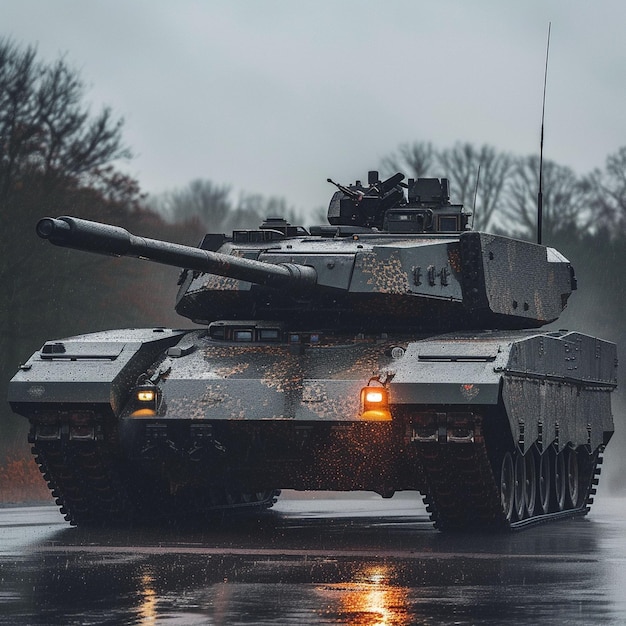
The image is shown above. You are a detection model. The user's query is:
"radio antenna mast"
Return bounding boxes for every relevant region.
[537,22,551,245]
[471,164,481,230]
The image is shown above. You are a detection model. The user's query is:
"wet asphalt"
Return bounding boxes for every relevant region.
[1,492,626,625]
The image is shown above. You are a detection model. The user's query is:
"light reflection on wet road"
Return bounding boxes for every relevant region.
[1,493,626,625]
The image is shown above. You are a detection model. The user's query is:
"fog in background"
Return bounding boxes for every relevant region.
[3,0,625,218]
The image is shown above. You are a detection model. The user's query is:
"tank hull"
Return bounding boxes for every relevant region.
[9,327,616,530]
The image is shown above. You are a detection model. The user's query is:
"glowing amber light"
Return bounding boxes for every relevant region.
[365,390,384,404]
[131,408,157,417]
[131,387,158,417]
[360,386,392,421]
[137,390,155,402]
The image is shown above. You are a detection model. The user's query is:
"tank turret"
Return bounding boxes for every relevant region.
[37,176,576,331]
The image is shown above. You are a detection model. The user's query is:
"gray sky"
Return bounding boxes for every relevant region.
[3,0,625,218]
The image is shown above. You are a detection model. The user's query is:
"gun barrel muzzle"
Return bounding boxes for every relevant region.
[36,217,71,239]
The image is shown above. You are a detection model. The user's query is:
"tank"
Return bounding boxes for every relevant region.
[8,171,617,530]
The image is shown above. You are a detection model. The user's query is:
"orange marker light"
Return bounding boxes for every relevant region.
[360,386,392,421]
[131,385,159,417]
[364,389,384,404]
[137,390,155,403]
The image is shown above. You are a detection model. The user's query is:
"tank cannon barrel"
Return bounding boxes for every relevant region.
[36,216,317,289]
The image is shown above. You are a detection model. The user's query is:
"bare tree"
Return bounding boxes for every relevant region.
[381,142,435,179]
[585,147,626,232]
[149,179,232,230]
[381,141,512,230]
[150,180,303,232]
[503,156,593,242]
[0,38,130,203]
[438,143,513,231]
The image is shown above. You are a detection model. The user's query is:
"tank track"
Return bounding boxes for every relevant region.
[30,419,602,531]
[417,424,603,532]
[30,434,279,527]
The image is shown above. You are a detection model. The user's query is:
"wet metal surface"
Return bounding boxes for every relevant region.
[1,493,626,624]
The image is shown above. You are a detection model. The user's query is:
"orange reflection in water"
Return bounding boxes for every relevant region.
[137,570,158,625]
[316,564,411,625]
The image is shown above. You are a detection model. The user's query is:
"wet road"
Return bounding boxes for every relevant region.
[2,493,626,625]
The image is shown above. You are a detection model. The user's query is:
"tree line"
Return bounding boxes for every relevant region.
[1,38,625,496]
[148,179,301,233]
[382,141,626,239]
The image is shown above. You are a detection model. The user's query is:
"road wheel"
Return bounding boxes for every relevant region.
[514,451,526,520]
[524,450,537,518]
[538,449,551,514]
[554,448,567,511]
[566,447,580,508]
[500,452,515,521]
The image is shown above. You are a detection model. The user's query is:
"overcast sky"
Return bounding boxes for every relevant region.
[3,0,625,218]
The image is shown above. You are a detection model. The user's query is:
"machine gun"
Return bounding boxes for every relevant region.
[326,171,469,233]
[327,171,406,229]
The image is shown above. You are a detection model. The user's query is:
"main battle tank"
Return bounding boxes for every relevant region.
[8,172,617,530]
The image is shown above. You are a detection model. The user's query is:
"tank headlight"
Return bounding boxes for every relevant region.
[137,390,155,402]
[364,390,384,404]
[360,385,391,421]
[131,385,159,417]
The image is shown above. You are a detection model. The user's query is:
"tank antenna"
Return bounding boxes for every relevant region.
[471,164,481,230]
[537,22,551,245]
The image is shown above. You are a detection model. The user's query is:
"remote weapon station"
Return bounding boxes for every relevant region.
[9,171,616,530]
